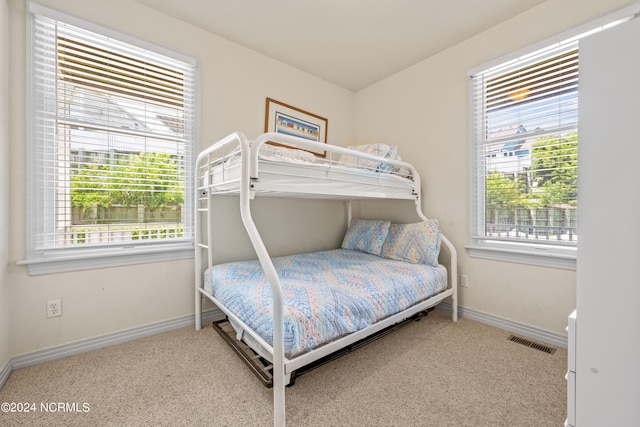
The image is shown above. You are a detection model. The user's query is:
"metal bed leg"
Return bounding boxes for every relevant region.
[451,292,458,322]
[195,293,202,331]
[274,371,286,426]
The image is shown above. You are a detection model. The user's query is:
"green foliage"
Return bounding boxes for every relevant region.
[71,152,184,218]
[70,159,111,213]
[486,170,530,209]
[530,132,578,206]
[486,132,578,210]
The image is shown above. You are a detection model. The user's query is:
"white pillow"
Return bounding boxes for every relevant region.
[338,143,398,172]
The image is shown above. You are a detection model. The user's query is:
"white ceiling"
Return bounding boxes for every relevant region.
[137,0,546,91]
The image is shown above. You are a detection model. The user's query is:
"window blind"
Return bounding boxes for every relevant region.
[28,8,196,256]
[470,41,579,247]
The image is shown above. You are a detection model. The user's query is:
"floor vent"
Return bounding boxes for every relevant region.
[508,335,556,354]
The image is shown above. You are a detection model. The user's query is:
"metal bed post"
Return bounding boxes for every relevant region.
[238,135,287,427]
[440,234,458,322]
[195,132,248,331]
[411,165,458,323]
[194,152,206,331]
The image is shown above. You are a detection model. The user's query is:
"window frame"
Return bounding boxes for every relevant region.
[22,3,199,275]
[466,5,638,270]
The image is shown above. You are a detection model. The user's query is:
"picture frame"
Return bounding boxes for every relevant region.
[264,97,328,157]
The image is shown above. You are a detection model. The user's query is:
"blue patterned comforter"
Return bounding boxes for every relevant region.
[204,249,447,358]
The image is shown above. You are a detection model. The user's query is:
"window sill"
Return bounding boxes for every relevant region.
[18,242,194,276]
[466,241,576,270]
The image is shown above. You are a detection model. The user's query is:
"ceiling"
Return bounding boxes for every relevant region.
[137,0,546,91]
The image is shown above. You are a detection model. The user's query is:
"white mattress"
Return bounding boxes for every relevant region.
[203,149,417,199]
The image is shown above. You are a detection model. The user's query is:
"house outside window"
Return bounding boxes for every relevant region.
[24,3,198,274]
[469,38,580,269]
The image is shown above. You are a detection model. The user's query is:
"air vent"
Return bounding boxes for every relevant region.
[508,335,556,354]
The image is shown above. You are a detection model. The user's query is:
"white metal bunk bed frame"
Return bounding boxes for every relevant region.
[194,132,458,427]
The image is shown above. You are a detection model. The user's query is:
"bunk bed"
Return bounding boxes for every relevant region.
[194,131,458,427]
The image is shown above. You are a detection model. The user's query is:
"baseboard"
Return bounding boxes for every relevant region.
[1,303,567,391]
[5,308,223,380]
[0,358,11,390]
[437,301,568,349]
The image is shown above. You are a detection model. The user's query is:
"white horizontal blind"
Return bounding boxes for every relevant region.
[29,10,195,254]
[470,40,579,246]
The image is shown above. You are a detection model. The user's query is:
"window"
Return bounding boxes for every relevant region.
[469,40,579,268]
[467,8,635,269]
[24,4,197,274]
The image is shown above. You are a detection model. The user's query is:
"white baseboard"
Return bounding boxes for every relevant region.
[0,358,11,390]
[437,301,568,349]
[1,303,567,391]
[1,309,223,390]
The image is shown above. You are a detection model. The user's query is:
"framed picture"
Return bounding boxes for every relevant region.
[264,97,328,157]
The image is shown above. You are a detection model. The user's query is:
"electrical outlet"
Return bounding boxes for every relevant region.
[460,274,469,288]
[46,299,62,318]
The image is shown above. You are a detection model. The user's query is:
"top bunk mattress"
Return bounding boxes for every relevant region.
[204,248,448,358]
[200,141,418,200]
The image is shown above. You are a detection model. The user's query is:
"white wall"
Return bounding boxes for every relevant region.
[354,0,632,336]
[6,0,355,357]
[1,0,11,371]
[7,0,633,361]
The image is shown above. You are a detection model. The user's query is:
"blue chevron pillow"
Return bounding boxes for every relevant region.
[381,220,441,266]
[341,219,391,256]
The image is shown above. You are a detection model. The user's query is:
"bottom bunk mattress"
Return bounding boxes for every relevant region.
[204,248,448,358]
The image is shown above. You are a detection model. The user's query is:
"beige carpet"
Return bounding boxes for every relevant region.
[0,310,567,426]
